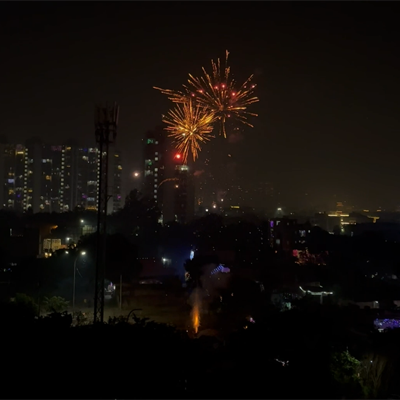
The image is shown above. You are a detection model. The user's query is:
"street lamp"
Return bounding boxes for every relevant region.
[72,251,86,314]
[133,172,139,178]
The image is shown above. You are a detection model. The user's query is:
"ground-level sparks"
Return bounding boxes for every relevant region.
[192,303,200,334]
[191,290,201,334]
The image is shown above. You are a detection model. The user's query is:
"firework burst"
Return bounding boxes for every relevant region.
[162,100,215,163]
[155,50,259,138]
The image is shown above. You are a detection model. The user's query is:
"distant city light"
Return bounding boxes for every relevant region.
[277,208,282,211]
[133,172,139,177]
[213,204,216,209]
[80,220,84,223]
[175,154,181,159]
[205,208,209,212]
[66,237,70,241]
[190,250,194,260]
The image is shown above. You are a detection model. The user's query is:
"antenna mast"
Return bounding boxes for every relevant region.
[94,102,119,323]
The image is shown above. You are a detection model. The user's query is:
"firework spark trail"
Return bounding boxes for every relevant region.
[154,50,259,138]
[162,99,215,163]
[191,289,201,334]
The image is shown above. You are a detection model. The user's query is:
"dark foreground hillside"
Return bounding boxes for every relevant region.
[3,303,400,399]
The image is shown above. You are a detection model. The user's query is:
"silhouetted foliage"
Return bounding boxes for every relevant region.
[42,296,69,313]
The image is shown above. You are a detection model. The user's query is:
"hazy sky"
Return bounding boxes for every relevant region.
[1,3,399,210]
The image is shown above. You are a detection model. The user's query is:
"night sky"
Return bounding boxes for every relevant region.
[1,3,400,211]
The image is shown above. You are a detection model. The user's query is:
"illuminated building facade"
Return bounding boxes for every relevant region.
[173,154,195,224]
[0,144,21,210]
[76,147,100,210]
[25,140,42,212]
[62,145,77,211]
[269,217,303,251]
[109,148,123,213]
[40,145,66,213]
[142,127,166,206]
[0,142,122,213]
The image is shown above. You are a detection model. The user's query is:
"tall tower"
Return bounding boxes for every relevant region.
[142,127,166,215]
[108,148,123,213]
[62,144,77,212]
[25,137,42,213]
[173,153,195,224]
[93,102,119,324]
[0,143,21,210]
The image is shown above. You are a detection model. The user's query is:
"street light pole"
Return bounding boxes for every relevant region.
[72,251,86,315]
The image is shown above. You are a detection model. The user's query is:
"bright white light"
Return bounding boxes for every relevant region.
[66,237,70,241]
[133,172,139,177]
[81,251,86,255]
[277,208,282,211]
[190,250,194,260]
[80,220,84,223]
[213,205,216,209]
[65,251,69,254]
[221,199,224,202]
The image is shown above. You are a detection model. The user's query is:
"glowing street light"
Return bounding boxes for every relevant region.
[133,172,139,178]
[80,219,84,224]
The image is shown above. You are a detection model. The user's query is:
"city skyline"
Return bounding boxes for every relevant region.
[0,140,122,213]
[0,3,399,210]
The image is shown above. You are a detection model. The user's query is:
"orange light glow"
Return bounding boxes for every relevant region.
[192,303,200,334]
[191,289,201,334]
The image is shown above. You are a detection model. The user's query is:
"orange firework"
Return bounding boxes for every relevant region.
[162,99,215,163]
[155,50,259,138]
[191,289,201,334]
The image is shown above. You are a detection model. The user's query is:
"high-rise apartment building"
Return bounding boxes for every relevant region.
[109,149,123,213]
[173,154,195,224]
[0,144,21,211]
[76,147,100,211]
[62,145,77,211]
[143,127,167,207]
[0,142,122,214]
